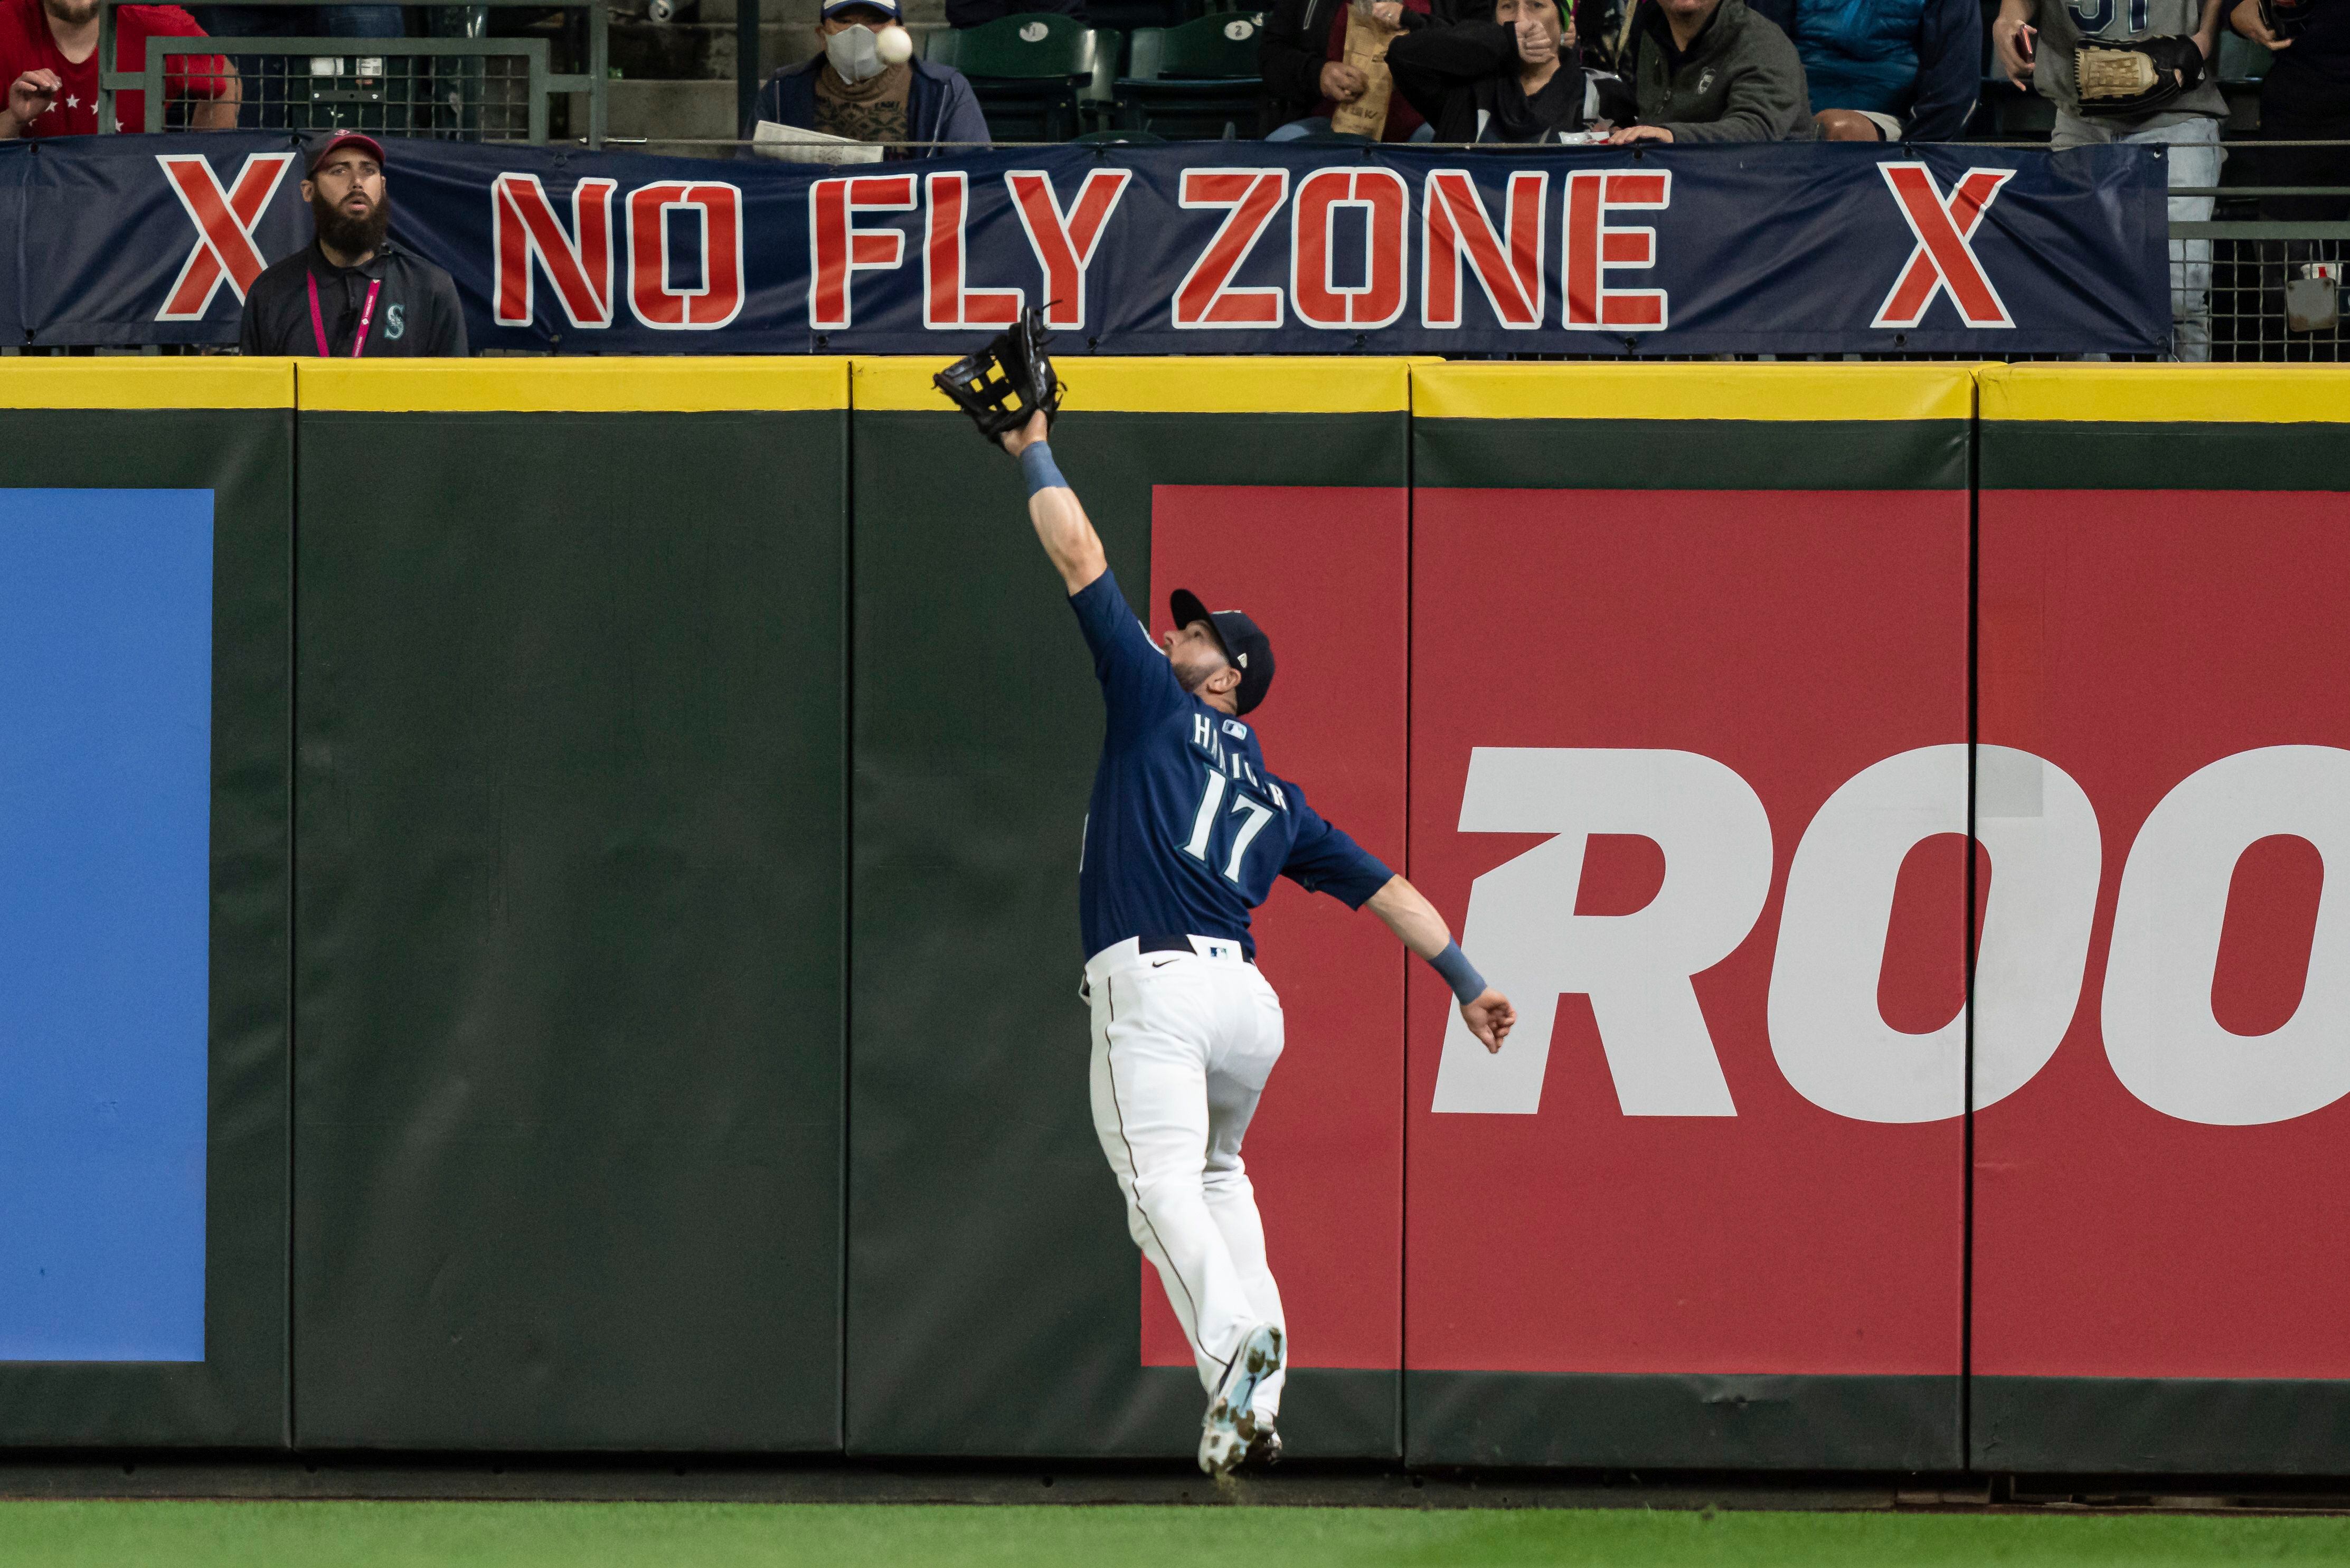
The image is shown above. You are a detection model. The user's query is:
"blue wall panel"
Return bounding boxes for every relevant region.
[0,488,212,1363]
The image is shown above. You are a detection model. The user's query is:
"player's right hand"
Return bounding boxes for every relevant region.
[1993,19,2035,86]
[999,407,1050,457]
[1462,988,1517,1053]
[8,69,60,125]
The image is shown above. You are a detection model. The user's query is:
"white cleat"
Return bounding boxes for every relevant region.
[1197,1323,1283,1477]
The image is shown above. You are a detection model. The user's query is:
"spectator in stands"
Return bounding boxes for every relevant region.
[743,0,989,153]
[239,131,467,357]
[1748,0,1979,140]
[944,0,1086,27]
[2231,0,2350,221]
[1994,0,2225,358]
[1605,0,1811,143]
[1386,0,1631,140]
[1262,0,1435,140]
[0,0,237,135]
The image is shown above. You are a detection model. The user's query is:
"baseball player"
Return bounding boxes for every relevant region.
[938,315,1517,1475]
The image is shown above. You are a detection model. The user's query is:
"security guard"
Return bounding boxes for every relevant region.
[239,130,467,358]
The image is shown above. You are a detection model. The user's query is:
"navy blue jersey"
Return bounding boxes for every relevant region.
[1069,569,1393,961]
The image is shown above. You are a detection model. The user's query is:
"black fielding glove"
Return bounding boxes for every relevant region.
[933,306,1067,443]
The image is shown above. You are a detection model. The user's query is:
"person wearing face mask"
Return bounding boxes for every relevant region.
[1386,0,1631,141]
[742,0,989,155]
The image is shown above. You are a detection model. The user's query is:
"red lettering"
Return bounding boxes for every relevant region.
[1563,170,1669,332]
[1874,164,2015,330]
[924,172,1023,331]
[1005,169,1130,330]
[156,152,295,322]
[1420,168,1545,330]
[1289,168,1408,332]
[625,182,745,331]
[493,173,617,330]
[808,173,918,332]
[1173,169,1290,330]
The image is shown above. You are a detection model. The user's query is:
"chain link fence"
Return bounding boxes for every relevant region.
[99,0,607,145]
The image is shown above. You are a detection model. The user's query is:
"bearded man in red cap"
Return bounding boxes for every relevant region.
[239,129,467,357]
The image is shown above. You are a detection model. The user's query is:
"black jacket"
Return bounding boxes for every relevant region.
[1388,21,1631,141]
[1257,0,1429,130]
[238,238,468,357]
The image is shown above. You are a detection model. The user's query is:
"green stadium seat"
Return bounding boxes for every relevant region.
[1117,13,1267,139]
[925,14,1116,141]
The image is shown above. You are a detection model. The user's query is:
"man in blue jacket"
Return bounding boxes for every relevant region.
[1750,0,1979,140]
[742,0,990,154]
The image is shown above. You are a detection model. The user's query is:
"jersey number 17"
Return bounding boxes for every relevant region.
[1183,767,1277,884]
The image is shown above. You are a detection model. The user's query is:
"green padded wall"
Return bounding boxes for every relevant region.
[291,363,848,1450]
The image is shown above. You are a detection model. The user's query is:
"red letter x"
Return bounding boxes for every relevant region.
[156,152,295,322]
[1872,163,2015,330]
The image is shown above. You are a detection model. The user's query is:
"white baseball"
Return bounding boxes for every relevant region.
[876,24,913,63]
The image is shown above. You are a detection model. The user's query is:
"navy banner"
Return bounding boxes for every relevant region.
[6,132,2169,356]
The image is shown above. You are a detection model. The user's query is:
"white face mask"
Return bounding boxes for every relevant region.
[826,23,885,83]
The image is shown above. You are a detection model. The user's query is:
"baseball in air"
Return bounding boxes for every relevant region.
[876,24,913,63]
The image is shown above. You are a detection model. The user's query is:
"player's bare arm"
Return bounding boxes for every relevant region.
[1002,409,1105,595]
[1364,875,1518,1053]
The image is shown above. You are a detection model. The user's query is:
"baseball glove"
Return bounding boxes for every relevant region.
[2074,35,2205,117]
[933,306,1064,443]
[2260,0,2316,40]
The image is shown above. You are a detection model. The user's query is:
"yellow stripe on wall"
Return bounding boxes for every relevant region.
[0,359,295,410]
[1978,364,2350,423]
[298,357,852,412]
[1412,362,1980,422]
[854,355,1415,414]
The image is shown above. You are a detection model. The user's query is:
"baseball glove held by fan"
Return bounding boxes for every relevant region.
[2261,0,2316,40]
[935,306,1065,443]
[2074,34,2205,116]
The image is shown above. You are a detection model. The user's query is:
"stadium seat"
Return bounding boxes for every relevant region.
[1071,127,1168,142]
[1117,13,1267,139]
[926,15,1116,141]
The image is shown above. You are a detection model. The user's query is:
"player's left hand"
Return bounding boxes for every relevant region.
[1461,988,1516,1053]
[1000,407,1050,457]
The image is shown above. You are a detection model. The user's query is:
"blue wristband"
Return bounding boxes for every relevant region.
[1429,941,1486,1006]
[1020,441,1068,497]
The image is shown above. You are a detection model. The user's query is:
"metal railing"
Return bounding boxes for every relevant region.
[96,0,608,147]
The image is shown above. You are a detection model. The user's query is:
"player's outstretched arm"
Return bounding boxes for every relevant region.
[1001,409,1105,595]
[1364,874,1517,1053]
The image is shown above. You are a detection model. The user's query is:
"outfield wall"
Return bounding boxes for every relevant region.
[3,360,2346,1473]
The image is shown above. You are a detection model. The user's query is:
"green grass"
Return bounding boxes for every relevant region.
[0,1503,2346,1568]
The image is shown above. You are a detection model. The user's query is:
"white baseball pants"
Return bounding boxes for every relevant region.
[1085,935,1287,1418]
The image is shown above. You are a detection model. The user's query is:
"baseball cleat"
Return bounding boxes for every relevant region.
[1197,1323,1284,1476]
[1244,1418,1282,1468]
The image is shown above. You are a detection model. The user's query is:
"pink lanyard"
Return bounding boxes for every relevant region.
[307,271,382,358]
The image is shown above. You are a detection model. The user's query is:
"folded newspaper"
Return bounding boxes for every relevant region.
[750,120,885,165]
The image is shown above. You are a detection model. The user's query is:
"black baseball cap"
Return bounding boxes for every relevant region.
[306,130,385,173]
[1169,589,1275,716]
